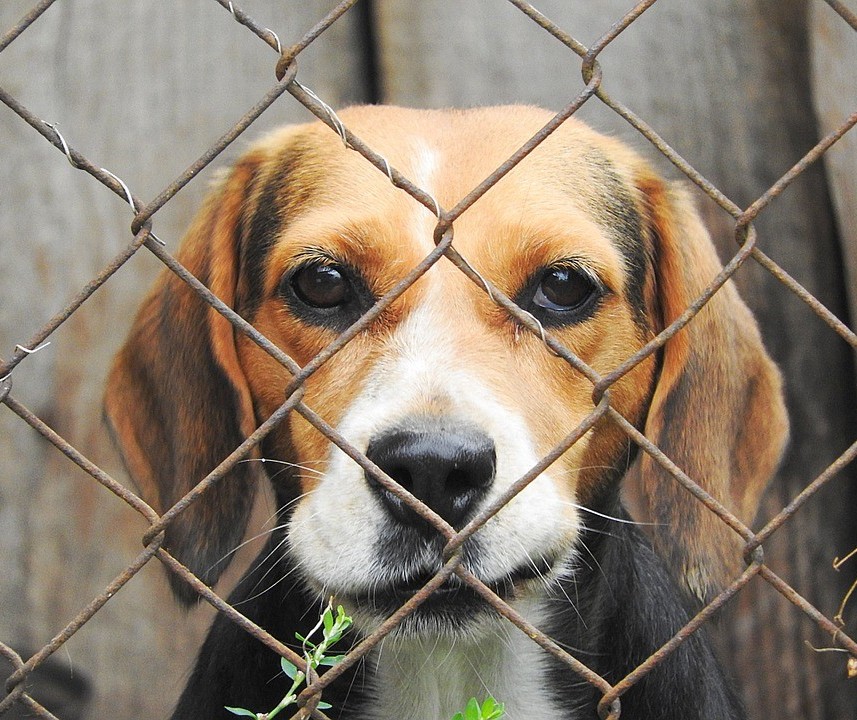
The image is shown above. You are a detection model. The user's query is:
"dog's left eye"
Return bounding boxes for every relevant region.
[516,263,604,326]
[534,266,598,312]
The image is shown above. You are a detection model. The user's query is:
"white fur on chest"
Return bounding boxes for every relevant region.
[362,615,565,720]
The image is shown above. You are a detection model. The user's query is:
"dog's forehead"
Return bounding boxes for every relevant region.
[244,106,647,311]
[273,106,641,209]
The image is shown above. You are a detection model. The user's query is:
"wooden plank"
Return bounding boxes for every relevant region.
[812,1,857,366]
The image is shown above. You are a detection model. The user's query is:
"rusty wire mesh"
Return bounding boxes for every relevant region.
[1,1,856,719]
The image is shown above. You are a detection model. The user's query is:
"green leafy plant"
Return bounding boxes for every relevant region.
[225,603,505,720]
[451,696,506,720]
[225,603,352,719]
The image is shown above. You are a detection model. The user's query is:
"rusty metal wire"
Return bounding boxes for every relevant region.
[0,0,57,53]
[825,0,857,30]
[1,0,856,718]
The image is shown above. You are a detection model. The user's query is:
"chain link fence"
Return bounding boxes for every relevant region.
[1,1,856,718]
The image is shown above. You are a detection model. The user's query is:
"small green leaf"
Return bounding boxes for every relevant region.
[224,707,259,718]
[294,631,316,648]
[464,697,480,720]
[324,631,343,646]
[280,657,299,680]
[336,606,352,626]
[451,713,464,720]
[318,654,346,666]
[317,701,332,710]
[224,606,354,720]
[482,697,505,718]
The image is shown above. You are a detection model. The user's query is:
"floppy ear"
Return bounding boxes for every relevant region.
[625,175,788,603]
[104,152,268,604]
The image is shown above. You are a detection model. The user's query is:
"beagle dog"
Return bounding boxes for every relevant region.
[105,106,788,720]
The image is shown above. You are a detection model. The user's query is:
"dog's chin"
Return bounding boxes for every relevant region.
[336,553,563,639]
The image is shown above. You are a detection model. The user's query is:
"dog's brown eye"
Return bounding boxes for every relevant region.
[534,266,599,313]
[290,263,350,308]
[281,259,376,332]
[513,262,604,328]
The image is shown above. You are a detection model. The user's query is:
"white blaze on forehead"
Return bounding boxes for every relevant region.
[410,138,440,195]
[405,139,442,252]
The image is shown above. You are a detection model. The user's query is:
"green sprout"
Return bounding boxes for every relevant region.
[451,696,506,720]
[225,603,352,719]
[225,603,505,720]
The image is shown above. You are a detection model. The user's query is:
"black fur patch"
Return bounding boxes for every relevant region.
[238,142,317,316]
[583,152,650,328]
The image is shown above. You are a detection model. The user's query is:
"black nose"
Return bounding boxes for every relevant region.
[365,422,496,530]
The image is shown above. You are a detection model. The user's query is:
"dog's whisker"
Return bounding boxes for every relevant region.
[575,525,620,540]
[507,538,586,628]
[235,562,303,606]
[261,490,317,528]
[206,526,281,572]
[505,537,555,596]
[563,501,659,527]
[575,526,613,598]
[208,491,319,573]
[551,571,587,627]
[239,534,293,598]
[238,457,327,477]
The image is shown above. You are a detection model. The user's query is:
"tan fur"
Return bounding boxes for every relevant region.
[624,174,788,600]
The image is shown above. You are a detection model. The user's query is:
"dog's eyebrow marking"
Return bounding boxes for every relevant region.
[582,152,648,325]
[238,145,312,314]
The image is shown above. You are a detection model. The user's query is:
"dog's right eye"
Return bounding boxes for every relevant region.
[290,263,351,308]
[280,260,376,331]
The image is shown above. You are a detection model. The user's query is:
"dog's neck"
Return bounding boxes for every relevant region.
[362,599,565,720]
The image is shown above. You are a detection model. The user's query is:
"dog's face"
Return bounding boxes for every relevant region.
[105,106,787,632]
[241,109,660,632]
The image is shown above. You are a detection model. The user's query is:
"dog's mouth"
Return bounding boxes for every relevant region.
[343,553,560,626]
